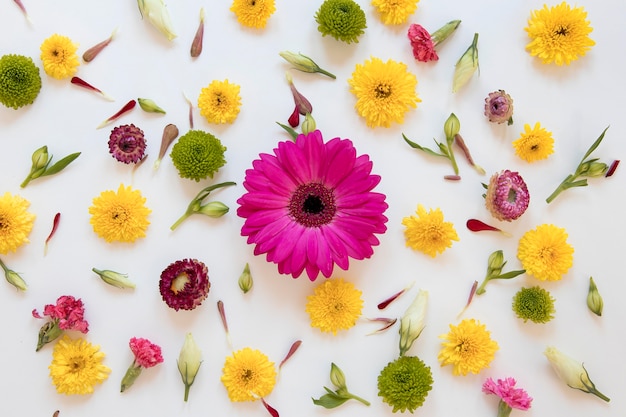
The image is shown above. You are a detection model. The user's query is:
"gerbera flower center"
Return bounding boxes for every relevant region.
[111,208,129,222]
[170,273,190,294]
[70,356,86,372]
[242,369,254,381]
[555,26,569,36]
[288,183,336,227]
[539,246,555,261]
[375,83,392,99]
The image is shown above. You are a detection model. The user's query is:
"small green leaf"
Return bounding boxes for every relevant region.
[402,134,446,158]
[312,391,350,409]
[276,122,298,140]
[494,270,526,279]
[41,152,81,176]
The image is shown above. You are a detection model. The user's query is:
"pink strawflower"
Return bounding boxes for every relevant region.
[483,377,532,415]
[159,258,210,311]
[237,130,388,281]
[32,295,89,351]
[485,90,514,125]
[108,124,147,164]
[129,337,164,368]
[484,170,530,222]
[408,24,438,62]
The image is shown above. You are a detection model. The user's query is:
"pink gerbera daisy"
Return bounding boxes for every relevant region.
[237,130,388,280]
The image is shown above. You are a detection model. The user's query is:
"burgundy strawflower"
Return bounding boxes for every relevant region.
[482,377,532,416]
[159,259,210,311]
[408,24,438,62]
[484,90,514,125]
[121,337,164,392]
[484,170,529,222]
[32,295,89,351]
[108,124,147,164]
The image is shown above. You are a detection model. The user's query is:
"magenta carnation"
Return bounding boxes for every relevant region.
[159,258,210,311]
[237,130,388,281]
[483,377,532,412]
[129,337,163,368]
[108,124,147,163]
[32,295,89,351]
[408,24,438,62]
[484,170,530,222]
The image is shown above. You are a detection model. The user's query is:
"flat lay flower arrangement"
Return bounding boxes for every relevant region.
[1,1,624,416]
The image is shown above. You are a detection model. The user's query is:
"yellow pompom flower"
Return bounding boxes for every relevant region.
[525,2,595,66]
[402,204,459,257]
[0,192,35,254]
[371,0,419,25]
[89,184,151,243]
[40,34,80,79]
[348,57,420,128]
[438,319,499,376]
[221,347,277,401]
[49,336,111,395]
[198,79,242,124]
[305,278,363,335]
[517,224,574,281]
[230,0,276,29]
[513,122,554,163]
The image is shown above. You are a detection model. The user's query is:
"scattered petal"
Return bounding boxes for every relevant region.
[377,281,414,309]
[605,159,619,177]
[97,99,136,129]
[83,28,117,63]
[44,212,60,256]
[190,8,205,58]
[278,340,302,369]
[71,76,114,101]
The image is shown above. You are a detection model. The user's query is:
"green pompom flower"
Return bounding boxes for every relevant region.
[0,54,42,109]
[170,130,227,181]
[512,286,555,323]
[377,356,433,413]
[315,0,367,44]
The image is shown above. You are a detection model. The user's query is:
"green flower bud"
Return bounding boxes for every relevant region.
[579,161,608,177]
[138,97,166,114]
[279,51,336,79]
[177,333,202,401]
[301,112,316,135]
[443,113,460,141]
[586,277,603,316]
[486,250,505,277]
[237,263,253,294]
[330,362,347,390]
[430,20,461,46]
[92,268,136,289]
[198,201,229,218]
[452,33,479,93]
[137,0,177,41]
[399,289,428,356]
[0,258,27,291]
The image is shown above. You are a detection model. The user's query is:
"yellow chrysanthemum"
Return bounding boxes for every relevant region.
[40,34,80,79]
[402,204,459,257]
[305,278,363,335]
[348,57,420,128]
[221,347,277,402]
[89,184,151,243]
[438,319,499,376]
[517,224,574,281]
[0,192,35,254]
[513,122,554,163]
[372,0,419,25]
[230,0,276,29]
[525,2,595,65]
[198,79,242,124]
[49,336,110,395]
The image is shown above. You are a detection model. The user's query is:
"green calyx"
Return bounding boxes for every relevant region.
[512,286,556,324]
[315,0,367,44]
[377,356,433,413]
[170,130,227,182]
[0,54,42,110]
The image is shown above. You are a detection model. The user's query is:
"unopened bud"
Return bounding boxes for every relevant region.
[92,268,136,289]
[487,250,505,277]
[238,263,253,293]
[580,161,608,178]
[302,113,316,134]
[138,98,166,114]
[443,113,460,141]
[586,276,603,316]
[329,363,347,390]
[198,201,229,218]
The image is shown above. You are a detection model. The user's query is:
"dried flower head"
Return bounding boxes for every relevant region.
[159,258,210,311]
[40,34,80,79]
[221,347,277,402]
[402,204,459,257]
[484,170,530,221]
[525,2,595,65]
[484,90,514,125]
[108,124,147,164]
[438,318,499,375]
[348,57,420,128]
[517,224,574,281]
[372,0,419,25]
[170,130,227,181]
[0,192,36,254]
[513,122,554,163]
[315,0,367,44]
[197,79,242,124]
[49,336,110,395]
[0,54,42,109]
[305,278,364,335]
[377,355,433,412]
[512,286,556,323]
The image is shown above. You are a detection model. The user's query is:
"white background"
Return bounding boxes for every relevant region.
[1,1,625,416]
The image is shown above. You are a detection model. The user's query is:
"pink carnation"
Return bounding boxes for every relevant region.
[129,337,163,368]
[32,295,89,333]
[482,377,532,410]
[408,24,438,62]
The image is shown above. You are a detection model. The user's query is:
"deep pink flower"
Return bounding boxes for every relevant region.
[408,24,438,62]
[484,170,530,222]
[32,295,89,333]
[108,124,147,164]
[159,258,210,311]
[237,130,388,281]
[129,337,164,368]
[485,90,514,125]
[483,377,533,411]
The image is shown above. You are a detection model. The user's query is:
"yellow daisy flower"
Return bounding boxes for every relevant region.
[517,224,574,281]
[402,204,459,257]
[348,57,420,128]
[221,347,277,402]
[197,79,242,124]
[513,122,554,163]
[40,34,80,79]
[230,0,276,29]
[438,318,499,376]
[372,0,419,25]
[88,184,151,243]
[305,278,363,335]
[0,192,35,254]
[49,336,111,395]
[525,2,595,66]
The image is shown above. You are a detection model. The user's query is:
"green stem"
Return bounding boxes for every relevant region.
[317,68,336,79]
[183,383,191,401]
[346,392,370,406]
[546,178,572,204]
[588,387,611,402]
[20,175,33,188]
[170,211,192,231]
[448,148,459,175]
[475,277,490,295]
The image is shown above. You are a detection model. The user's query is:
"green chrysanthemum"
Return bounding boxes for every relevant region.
[512,286,555,323]
[377,356,433,413]
[0,54,42,110]
[170,130,227,181]
[315,0,367,44]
